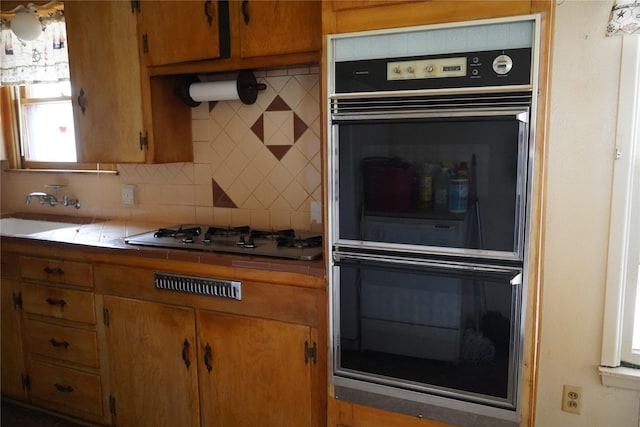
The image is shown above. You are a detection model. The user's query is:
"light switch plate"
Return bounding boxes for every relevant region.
[122,184,136,206]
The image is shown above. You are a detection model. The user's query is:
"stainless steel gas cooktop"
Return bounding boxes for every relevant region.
[124,224,323,261]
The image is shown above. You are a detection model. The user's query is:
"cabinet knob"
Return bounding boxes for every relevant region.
[45,297,67,308]
[44,266,64,275]
[203,0,213,26]
[204,342,213,373]
[49,338,70,348]
[241,0,250,24]
[182,338,191,368]
[54,383,74,393]
[77,88,86,114]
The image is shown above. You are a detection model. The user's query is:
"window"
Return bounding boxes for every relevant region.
[20,81,76,163]
[600,35,640,390]
[0,82,116,172]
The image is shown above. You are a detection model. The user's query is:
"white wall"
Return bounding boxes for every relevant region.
[536,1,640,425]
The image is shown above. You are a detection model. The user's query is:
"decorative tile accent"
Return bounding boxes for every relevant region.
[250,115,264,141]
[266,95,291,111]
[267,146,291,161]
[212,178,237,208]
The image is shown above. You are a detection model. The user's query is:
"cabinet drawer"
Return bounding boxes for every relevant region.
[20,256,93,289]
[29,360,103,417]
[24,319,99,368]
[22,283,96,324]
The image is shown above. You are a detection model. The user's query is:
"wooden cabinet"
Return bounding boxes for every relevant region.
[138,0,230,66]
[103,296,319,427]
[2,240,326,426]
[65,1,192,164]
[233,0,321,59]
[197,311,315,426]
[103,296,200,427]
[322,0,534,34]
[95,262,326,427]
[1,250,27,400]
[16,254,110,425]
[144,0,321,76]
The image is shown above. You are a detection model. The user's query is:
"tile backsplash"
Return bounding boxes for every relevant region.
[0,66,323,232]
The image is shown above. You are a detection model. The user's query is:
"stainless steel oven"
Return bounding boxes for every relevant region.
[327,15,541,424]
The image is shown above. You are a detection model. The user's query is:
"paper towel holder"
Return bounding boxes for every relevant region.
[177,70,266,107]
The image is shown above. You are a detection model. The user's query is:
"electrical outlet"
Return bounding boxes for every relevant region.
[121,185,136,206]
[561,384,582,414]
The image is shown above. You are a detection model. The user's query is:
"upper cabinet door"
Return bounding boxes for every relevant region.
[65,1,146,163]
[139,0,230,66]
[237,0,320,58]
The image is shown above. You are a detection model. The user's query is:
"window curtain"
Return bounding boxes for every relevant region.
[608,0,640,36]
[0,9,69,85]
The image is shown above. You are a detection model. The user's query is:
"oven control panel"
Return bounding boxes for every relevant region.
[387,57,467,80]
[335,48,531,93]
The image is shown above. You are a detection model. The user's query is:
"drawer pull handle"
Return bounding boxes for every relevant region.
[204,343,213,373]
[45,297,67,307]
[44,266,64,275]
[54,383,74,393]
[49,338,70,348]
[182,338,191,368]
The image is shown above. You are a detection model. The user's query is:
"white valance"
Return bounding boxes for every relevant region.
[607,0,640,36]
[0,9,69,85]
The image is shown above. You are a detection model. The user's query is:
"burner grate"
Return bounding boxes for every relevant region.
[154,226,202,238]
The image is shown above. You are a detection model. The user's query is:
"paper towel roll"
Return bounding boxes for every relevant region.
[178,70,266,106]
[188,80,240,102]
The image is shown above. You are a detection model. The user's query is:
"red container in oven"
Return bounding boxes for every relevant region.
[363,158,413,212]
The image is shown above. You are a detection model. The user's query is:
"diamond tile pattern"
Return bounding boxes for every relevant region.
[113,66,321,230]
[206,69,320,219]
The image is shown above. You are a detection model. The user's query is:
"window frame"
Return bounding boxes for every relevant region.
[600,35,640,390]
[1,83,116,173]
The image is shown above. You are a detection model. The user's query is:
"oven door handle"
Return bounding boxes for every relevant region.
[333,251,522,280]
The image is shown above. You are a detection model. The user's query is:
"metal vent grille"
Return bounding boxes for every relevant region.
[154,272,242,301]
[330,92,532,120]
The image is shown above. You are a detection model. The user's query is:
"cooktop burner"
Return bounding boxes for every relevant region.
[125,224,323,261]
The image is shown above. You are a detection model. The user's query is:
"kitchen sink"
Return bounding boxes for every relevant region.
[0,217,82,236]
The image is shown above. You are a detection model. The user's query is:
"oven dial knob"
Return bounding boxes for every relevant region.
[492,54,513,75]
[406,66,415,74]
[425,65,434,73]
[393,66,401,74]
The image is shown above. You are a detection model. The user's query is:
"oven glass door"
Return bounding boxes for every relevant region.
[331,107,530,261]
[333,255,522,409]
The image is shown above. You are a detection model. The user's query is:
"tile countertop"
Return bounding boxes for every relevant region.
[0,213,326,278]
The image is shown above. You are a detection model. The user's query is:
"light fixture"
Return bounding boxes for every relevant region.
[10,4,42,41]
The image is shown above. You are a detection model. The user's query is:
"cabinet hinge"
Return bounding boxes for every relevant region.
[103,307,110,326]
[109,395,117,416]
[142,34,149,54]
[304,341,317,364]
[12,291,22,310]
[21,373,30,391]
[130,0,140,13]
[139,131,148,150]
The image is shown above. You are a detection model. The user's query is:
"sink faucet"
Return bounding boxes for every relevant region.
[25,191,58,206]
[25,185,81,209]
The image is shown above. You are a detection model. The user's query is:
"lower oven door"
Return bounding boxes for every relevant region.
[331,253,523,410]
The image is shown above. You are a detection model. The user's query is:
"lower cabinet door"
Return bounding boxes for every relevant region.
[103,296,200,427]
[197,310,315,427]
[29,360,103,417]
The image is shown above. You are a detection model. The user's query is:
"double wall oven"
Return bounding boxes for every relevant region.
[327,15,540,423]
